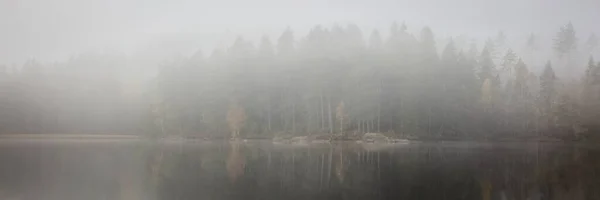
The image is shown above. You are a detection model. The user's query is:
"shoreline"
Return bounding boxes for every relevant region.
[0,134,584,144]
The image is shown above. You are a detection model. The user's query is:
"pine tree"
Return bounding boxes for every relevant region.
[368,30,383,50]
[585,56,596,81]
[582,56,598,105]
[483,38,497,59]
[553,22,577,58]
[467,42,479,61]
[441,40,457,63]
[540,61,556,114]
[277,27,295,56]
[501,49,518,73]
[478,47,496,82]
[227,101,247,139]
[513,59,529,100]
[419,27,437,57]
[481,78,492,106]
[259,36,275,57]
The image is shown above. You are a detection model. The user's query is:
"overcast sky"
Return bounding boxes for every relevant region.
[1,0,599,64]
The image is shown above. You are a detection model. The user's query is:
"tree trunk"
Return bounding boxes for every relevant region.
[328,96,333,135]
[159,119,165,136]
[377,104,381,133]
[371,120,375,133]
[292,101,296,135]
[307,101,312,135]
[320,91,325,130]
[390,112,394,133]
[399,99,404,133]
[378,80,382,133]
[267,98,272,132]
[358,120,362,134]
[428,107,432,135]
[340,117,343,135]
[282,95,288,133]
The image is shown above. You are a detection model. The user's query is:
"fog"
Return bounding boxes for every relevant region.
[2,0,600,64]
[0,0,600,141]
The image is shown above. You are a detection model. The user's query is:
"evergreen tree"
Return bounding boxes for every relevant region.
[501,49,518,73]
[441,40,457,63]
[277,27,295,56]
[368,30,383,50]
[419,27,438,61]
[553,22,577,58]
[259,36,275,57]
[585,56,596,80]
[478,46,496,82]
[540,61,556,114]
[513,59,529,100]
[5,22,600,140]
[467,42,479,61]
[483,38,497,59]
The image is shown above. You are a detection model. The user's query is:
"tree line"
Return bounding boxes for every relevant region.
[1,22,600,140]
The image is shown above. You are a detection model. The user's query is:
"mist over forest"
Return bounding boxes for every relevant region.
[1,19,600,141]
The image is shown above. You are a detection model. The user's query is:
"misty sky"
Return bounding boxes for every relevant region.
[1,0,599,64]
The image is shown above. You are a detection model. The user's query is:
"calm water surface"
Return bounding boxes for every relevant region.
[0,140,598,200]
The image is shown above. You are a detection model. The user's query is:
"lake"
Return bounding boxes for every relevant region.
[0,140,598,200]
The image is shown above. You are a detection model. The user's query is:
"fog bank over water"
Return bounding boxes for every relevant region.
[1,0,599,64]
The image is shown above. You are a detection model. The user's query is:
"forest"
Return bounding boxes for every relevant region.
[1,22,599,141]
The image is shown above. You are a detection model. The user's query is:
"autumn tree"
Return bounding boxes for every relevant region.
[227,101,247,139]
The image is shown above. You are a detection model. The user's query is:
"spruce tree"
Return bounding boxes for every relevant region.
[540,61,556,113]
[553,22,577,58]
[478,47,495,82]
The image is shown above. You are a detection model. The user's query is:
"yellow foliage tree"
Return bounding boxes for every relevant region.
[227,101,246,139]
[481,79,492,106]
[226,143,245,183]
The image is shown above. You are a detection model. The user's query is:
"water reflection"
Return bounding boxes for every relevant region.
[226,142,245,183]
[0,142,598,200]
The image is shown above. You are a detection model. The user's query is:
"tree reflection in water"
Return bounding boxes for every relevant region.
[0,142,599,200]
[151,142,600,200]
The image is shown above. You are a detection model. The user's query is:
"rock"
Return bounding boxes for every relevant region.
[290,136,309,145]
[272,134,293,144]
[362,133,389,143]
[388,138,410,144]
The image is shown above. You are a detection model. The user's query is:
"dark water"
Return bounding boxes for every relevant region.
[0,140,599,200]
